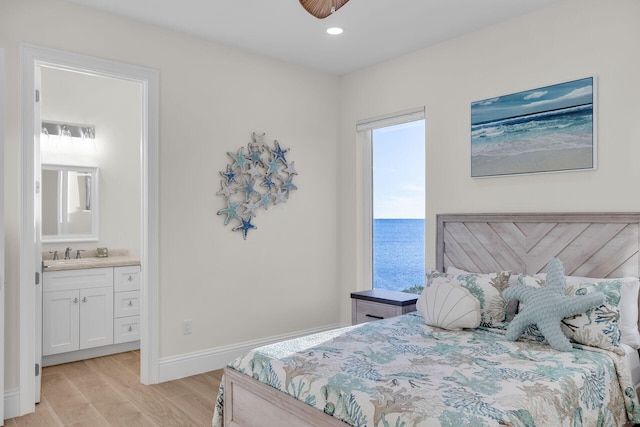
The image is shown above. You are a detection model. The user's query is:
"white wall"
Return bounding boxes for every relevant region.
[1,0,339,397]
[337,0,640,321]
[40,67,141,256]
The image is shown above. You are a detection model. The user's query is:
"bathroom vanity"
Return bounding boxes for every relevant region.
[41,256,141,366]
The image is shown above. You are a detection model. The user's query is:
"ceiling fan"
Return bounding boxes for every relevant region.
[299,0,351,19]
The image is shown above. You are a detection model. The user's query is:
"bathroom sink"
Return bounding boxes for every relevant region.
[43,257,105,270]
[51,258,97,263]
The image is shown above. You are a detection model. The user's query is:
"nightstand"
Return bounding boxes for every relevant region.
[351,289,418,325]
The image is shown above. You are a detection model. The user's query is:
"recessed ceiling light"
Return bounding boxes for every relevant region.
[326,27,343,35]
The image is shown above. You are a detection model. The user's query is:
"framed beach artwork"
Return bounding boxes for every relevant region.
[471,77,596,178]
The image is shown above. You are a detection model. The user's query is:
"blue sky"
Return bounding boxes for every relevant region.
[471,77,593,125]
[372,120,425,219]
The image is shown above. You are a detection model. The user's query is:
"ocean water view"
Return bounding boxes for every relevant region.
[373,218,425,293]
[471,104,593,158]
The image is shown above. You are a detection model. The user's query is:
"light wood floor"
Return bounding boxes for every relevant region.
[6,350,223,427]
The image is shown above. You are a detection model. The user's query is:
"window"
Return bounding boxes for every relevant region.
[357,108,426,294]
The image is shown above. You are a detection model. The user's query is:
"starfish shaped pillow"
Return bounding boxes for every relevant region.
[503,258,606,352]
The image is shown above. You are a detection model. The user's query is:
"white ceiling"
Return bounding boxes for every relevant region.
[62,0,563,75]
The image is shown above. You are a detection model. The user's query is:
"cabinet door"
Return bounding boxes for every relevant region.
[79,286,114,349]
[42,290,80,356]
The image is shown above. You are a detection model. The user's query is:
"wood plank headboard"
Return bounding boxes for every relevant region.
[436,213,640,278]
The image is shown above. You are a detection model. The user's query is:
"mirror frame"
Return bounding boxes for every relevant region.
[41,164,99,243]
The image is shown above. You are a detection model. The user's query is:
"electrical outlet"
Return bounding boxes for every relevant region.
[182,319,193,335]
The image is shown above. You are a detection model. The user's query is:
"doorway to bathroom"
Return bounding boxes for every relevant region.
[37,65,142,400]
[19,44,159,416]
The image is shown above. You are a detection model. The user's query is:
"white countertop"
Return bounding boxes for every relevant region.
[43,256,140,271]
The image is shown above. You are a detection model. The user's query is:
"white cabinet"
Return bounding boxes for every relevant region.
[43,268,114,356]
[113,265,141,344]
[42,264,141,358]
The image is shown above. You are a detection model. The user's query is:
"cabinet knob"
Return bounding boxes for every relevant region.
[128,301,133,307]
[127,275,133,282]
[73,297,79,304]
[82,297,88,303]
[128,326,133,332]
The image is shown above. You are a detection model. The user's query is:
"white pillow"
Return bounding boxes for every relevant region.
[534,273,640,349]
[417,281,481,330]
[446,266,470,275]
[447,266,520,287]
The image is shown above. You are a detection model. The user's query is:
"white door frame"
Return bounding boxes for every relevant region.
[1,46,7,425]
[19,44,159,415]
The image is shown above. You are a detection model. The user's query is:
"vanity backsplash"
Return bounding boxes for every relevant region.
[42,248,131,261]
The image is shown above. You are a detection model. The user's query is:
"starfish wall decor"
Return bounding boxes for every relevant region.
[216,132,298,239]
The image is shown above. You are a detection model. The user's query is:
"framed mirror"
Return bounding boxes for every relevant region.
[41,164,99,242]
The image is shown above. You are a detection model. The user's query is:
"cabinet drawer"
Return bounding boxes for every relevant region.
[114,291,140,318]
[354,300,400,324]
[43,267,113,292]
[114,316,140,344]
[114,265,141,292]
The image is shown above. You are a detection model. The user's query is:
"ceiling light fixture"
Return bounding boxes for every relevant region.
[299,0,350,19]
[41,121,95,141]
[327,27,343,35]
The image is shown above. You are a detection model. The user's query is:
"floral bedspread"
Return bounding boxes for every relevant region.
[213,312,640,427]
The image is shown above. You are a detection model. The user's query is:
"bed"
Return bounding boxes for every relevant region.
[213,213,640,426]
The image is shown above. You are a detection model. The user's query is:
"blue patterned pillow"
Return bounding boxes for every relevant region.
[517,274,623,354]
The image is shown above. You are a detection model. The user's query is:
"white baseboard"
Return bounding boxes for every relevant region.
[43,341,140,367]
[4,388,20,420]
[158,323,342,383]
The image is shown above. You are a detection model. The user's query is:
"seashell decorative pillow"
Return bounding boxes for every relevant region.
[428,269,512,329]
[418,281,481,330]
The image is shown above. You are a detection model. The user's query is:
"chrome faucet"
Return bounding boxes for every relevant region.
[64,247,72,260]
[49,250,58,260]
[76,249,85,259]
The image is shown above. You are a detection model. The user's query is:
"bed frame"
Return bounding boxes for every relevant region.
[223,212,640,427]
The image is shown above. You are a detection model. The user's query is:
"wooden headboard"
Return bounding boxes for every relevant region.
[436,213,640,278]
